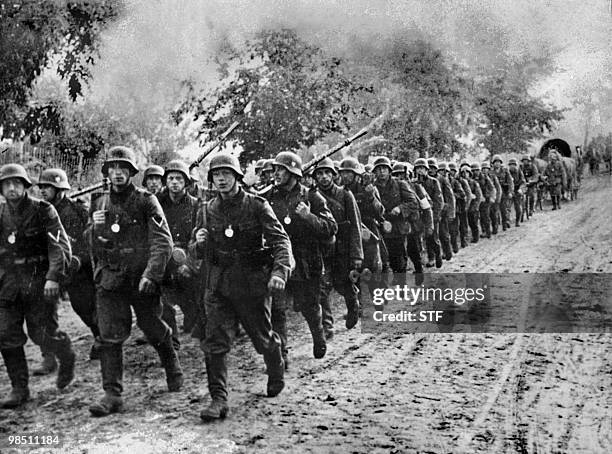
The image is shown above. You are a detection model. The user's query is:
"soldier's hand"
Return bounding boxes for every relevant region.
[268,275,285,292]
[92,210,107,225]
[364,183,375,194]
[177,264,192,279]
[352,259,363,270]
[425,227,433,236]
[195,228,208,245]
[138,277,157,295]
[295,201,310,217]
[390,206,401,216]
[44,280,60,299]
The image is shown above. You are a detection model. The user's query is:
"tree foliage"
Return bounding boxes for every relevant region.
[0,0,120,141]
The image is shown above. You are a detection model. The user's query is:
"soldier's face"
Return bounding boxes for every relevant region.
[1,178,26,201]
[340,170,355,185]
[428,168,437,176]
[415,167,427,177]
[39,184,58,202]
[166,172,186,194]
[493,161,501,170]
[509,164,517,171]
[450,169,457,178]
[108,164,131,187]
[273,166,292,186]
[373,166,390,181]
[145,175,163,194]
[314,169,334,188]
[211,168,237,192]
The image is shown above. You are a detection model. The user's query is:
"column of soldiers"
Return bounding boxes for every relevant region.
[0,147,573,421]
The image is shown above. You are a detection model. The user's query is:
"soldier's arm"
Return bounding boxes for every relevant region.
[344,191,364,261]
[258,199,293,282]
[398,181,420,223]
[506,170,514,196]
[42,203,72,282]
[444,179,456,218]
[432,179,445,220]
[303,190,338,239]
[472,182,483,208]
[142,194,174,284]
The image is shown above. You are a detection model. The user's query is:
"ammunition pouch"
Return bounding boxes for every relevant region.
[211,247,274,270]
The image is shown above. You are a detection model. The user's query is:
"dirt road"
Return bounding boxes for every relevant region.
[1,175,611,454]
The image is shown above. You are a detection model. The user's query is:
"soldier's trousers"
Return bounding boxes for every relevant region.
[439,214,453,259]
[426,222,442,263]
[467,209,480,242]
[65,264,98,336]
[479,202,491,238]
[525,186,537,215]
[0,272,72,354]
[500,195,512,229]
[513,193,524,225]
[449,210,460,251]
[405,233,423,275]
[319,265,359,333]
[384,236,407,274]
[161,282,198,349]
[457,208,469,247]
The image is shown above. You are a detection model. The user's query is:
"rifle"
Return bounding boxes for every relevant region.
[256,128,369,194]
[189,121,240,171]
[68,178,110,199]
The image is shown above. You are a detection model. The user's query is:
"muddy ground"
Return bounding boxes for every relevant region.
[1,174,611,454]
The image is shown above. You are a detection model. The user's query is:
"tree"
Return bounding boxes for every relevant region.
[0,0,120,141]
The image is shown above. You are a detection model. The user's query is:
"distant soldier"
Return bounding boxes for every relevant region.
[142,164,165,195]
[406,169,433,285]
[508,158,526,226]
[260,159,275,188]
[439,162,464,254]
[574,146,584,182]
[191,153,292,422]
[460,163,482,243]
[87,147,182,417]
[585,144,600,176]
[481,161,500,235]
[472,163,495,239]
[35,169,99,376]
[313,158,363,337]
[414,159,444,268]
[392,162,408,181]
[429,159,455,261]
[157,160,200,349]
[262,152,337,362]
[491,155,514,230]
[448,162,470,249]
[521,155,539,218]
[0,164,74,409]
[544,150,566,210]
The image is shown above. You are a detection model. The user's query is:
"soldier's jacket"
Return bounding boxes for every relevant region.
[476,173,496,203]
[465,177,482,212]
[318,183,363,261]
[408,181,434,233]
[157,189,199,249]
[437,174,457,218]
[375,176,420,237]
[346,181,385,236]
[522,161,540,185]
[456,176,473,210]
[54,196,89,264]
[493,167,514,197]
[87,183,173,290]
[0,193,71,286]
[417,175,444,222]
[451,175,468,205]
[262,183,337,281]
[544,160,566,186]
[509,167,526,194]
[191,187,292,293]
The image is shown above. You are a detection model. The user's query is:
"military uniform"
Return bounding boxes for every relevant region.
[491,157,514,230]
[452,165,472,248]
[544,157,566,210]
[521,157,539,216]
[416,168,444,268]
[477,164,496,237]
[0,164,74,408]
[508,161,526,226]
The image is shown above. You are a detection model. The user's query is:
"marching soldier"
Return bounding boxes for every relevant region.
[0,164,74,409]
[406,168,433,285]
[521,155,539,217]
[428,159,455,261]
[392,162,408,181]
[414,158,444,268]
[472,163,495,239]
[508,158,526,227]
[260,159,275,188]
[191,153,293,421]
[87,146,183,417]
[157,160,200,349]
[491,155,514,231]
[460,163,482,243]
[440,162,464,254]
[374,157,420,282]
[142,164,165,195]
[545,150,566,210]
[35,169,99,376]
[448,162,471,249]
[313,158,363,337]
[481,161,500,235]
[262,152,337,362]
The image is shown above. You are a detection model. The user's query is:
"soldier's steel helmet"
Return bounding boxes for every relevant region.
[508,158,518,166]
[143,164,164,181]
[102,146,139,176]
[521,154,531,162]
[438,162,448,171]
[448,162,458,171]
[273,152,303,178]
[426,157,438,169]
[313,157,337,176]
[491,154,503,164]
[262,159,274,173]
[255,159,266,172]
[481,161,491,170]
[414,158,429,169]
[38,168,71,190]
[364,163,373,173]
[208,153,244,181]
[0,163,32,188]
[406,162,414,173]
[163,160,191,185]
[371,156,392,172]
[339,157,364,175]
[392,162,406,174]
[460,163,472,174]
[471,162,481,171]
